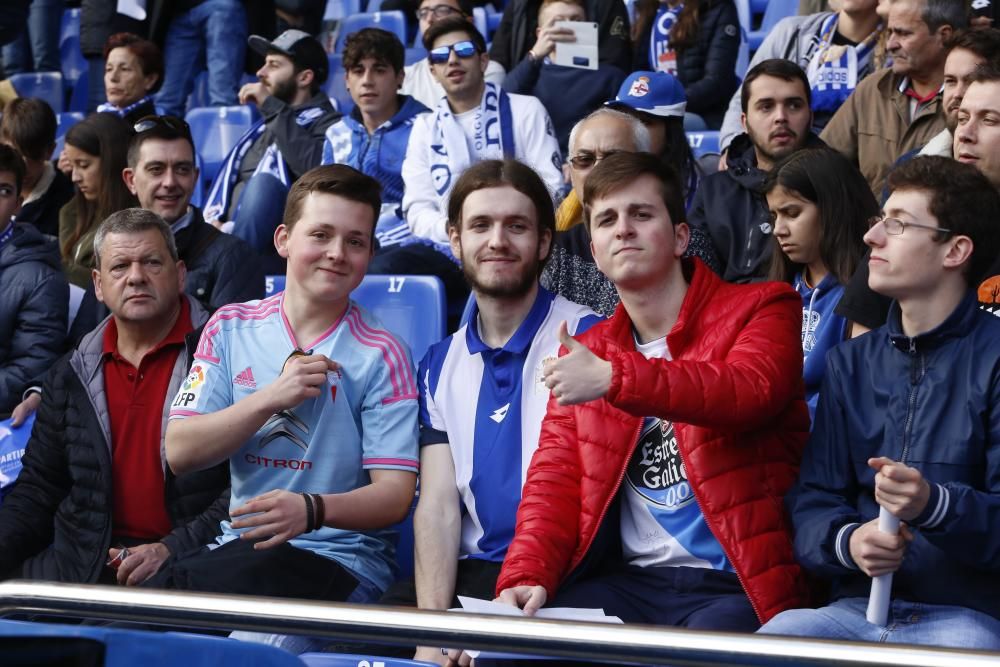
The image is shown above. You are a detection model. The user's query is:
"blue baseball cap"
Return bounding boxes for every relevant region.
[606,71,687,118]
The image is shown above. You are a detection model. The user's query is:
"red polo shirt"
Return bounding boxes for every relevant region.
[102,298,193,541]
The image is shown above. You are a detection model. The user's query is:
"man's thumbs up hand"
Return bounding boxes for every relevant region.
[542,321,612,405]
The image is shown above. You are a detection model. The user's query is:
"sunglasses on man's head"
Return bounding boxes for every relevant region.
[133,115,192,138]
[428,40,479,65]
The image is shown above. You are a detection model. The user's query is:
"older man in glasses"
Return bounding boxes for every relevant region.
[401,0,506,108]
[757,156,1000,649]
[375,16,562,320]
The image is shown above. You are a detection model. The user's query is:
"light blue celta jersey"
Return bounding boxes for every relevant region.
[169,293,419,591]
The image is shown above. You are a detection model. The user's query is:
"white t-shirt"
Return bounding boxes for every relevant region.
[619,334,734,572]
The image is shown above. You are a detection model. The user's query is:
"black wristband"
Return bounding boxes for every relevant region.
[302,492,315,532]
[311,493,326,530]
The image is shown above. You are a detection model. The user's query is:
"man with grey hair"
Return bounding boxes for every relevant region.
[821,0,967,196]
[0,208,229,587]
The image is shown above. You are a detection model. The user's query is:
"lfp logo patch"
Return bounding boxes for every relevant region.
[182,365,205,391]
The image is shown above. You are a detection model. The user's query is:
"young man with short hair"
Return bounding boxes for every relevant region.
[0,97,74,238]
[322,28,430,250]
[401,0,506,109]
[162,165,419,603]
[495,152,810,635]
[688,59,820,283]
[382,18,563,314]
[204,30,340,259]
[404,160,599,663]
[0,144,68,416]
[759,156,1000,649]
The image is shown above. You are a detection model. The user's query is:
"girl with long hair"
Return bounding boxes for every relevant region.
[59,113,138,287]
[765,148,877,420]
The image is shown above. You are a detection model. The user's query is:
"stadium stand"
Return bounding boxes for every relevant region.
[747,0,800,50]
[326,53,354,114]
[9,73,64,114]
[300,654,436,666]
[185,105,257,191]
[335,12,409,52]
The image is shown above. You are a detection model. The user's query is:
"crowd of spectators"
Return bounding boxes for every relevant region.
[1,0,1000,662]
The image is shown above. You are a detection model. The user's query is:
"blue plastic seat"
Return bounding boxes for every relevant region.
[263,274,446,364]
[9,72,64,113]
[748,0,799,50]
[325,54,354,115]
[59,7,81,47]
[67,71,89,112]
[686,130,720,157]
[336,12,408,52]
[732,0,752,78]
[55,111,84,161]
[301,654,437,666]
[324,0,363,21]
[60,34,88,89]
[185,105,257,190]
[404,46,427,66]
[0,619,304,667]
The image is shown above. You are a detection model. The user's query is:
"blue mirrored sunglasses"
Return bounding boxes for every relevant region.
[428,40,479,64]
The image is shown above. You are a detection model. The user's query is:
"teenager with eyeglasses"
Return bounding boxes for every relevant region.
[379,17,562,324]
[759,156,1000,651]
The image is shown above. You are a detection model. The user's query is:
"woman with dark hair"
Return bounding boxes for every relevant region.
[764,148,875,421]
[98,32,164,124]
[631,0,741,128]
[58,113,138,287]
[606,71,701,209]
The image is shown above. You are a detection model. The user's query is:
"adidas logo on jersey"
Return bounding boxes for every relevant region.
[234,367,256,389]
[490,403,511,424]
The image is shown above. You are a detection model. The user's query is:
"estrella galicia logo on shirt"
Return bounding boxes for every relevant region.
[625,418,694,510]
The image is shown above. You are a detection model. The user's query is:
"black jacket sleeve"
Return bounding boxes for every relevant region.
[592,0,632,72]
[488,0,520,71]
[681,0,740,115]
[207,235,267,310]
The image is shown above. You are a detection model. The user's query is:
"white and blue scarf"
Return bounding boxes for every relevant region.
[203,105,326,223]
[96,95,154,118]
[806,15,881,113]
[649,3,683,74]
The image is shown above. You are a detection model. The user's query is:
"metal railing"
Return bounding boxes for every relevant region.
[0,581,997,666]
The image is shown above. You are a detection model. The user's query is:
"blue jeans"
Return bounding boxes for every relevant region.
[759,597,1000,650]
[155,0,247,116]
[232,172,289,254]
[2,0,64,74]
[229,575,383,655]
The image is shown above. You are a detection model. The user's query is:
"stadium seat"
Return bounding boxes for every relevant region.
[748,0,798,50]
[67,71,89,112]
[325,0,363,21]
[336,12,408,52]
[9,72,64,113]
[404,46,427,66]
[185,106,257,190]
[326,54,355,115]
[54,111,84,161]
[686,130,720,158]
[191,154,206,208]
[263,274,446,363]
[367,0,385,11]
[0,619,304,667]
[60,34,88,92]
[59,7,81,47]
[732,0,752,78]
[300,654,437,666]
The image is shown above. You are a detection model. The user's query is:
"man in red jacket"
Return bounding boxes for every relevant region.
[495,152,811,633]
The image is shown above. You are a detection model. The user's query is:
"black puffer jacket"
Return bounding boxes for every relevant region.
[0,297,230,583]
[0,223,68,415]
[687,132,825,283]
[633,0,741,126]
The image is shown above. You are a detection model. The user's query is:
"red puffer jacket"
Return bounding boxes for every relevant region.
[496,260,812,623]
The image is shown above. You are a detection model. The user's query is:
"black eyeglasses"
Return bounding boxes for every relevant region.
[417,4,463,20]
[568,150,622,170]
[133,115,192,138]
[868,214,954,236]
[428,40,479,64]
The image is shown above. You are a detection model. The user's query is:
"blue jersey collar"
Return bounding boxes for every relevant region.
[466,285,555,356]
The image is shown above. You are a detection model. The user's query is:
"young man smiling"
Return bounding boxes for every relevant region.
[759,156,1000,649]
[322,29,429,250]
[493,152,810,639]
[161,165,418,604]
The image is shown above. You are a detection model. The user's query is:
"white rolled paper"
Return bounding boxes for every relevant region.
[866,507,901,626]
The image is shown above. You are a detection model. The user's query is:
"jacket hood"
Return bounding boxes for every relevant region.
[793,272,839,298]
[346,94,429,132]
[726,132,826,188]
[0,222,62,272]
